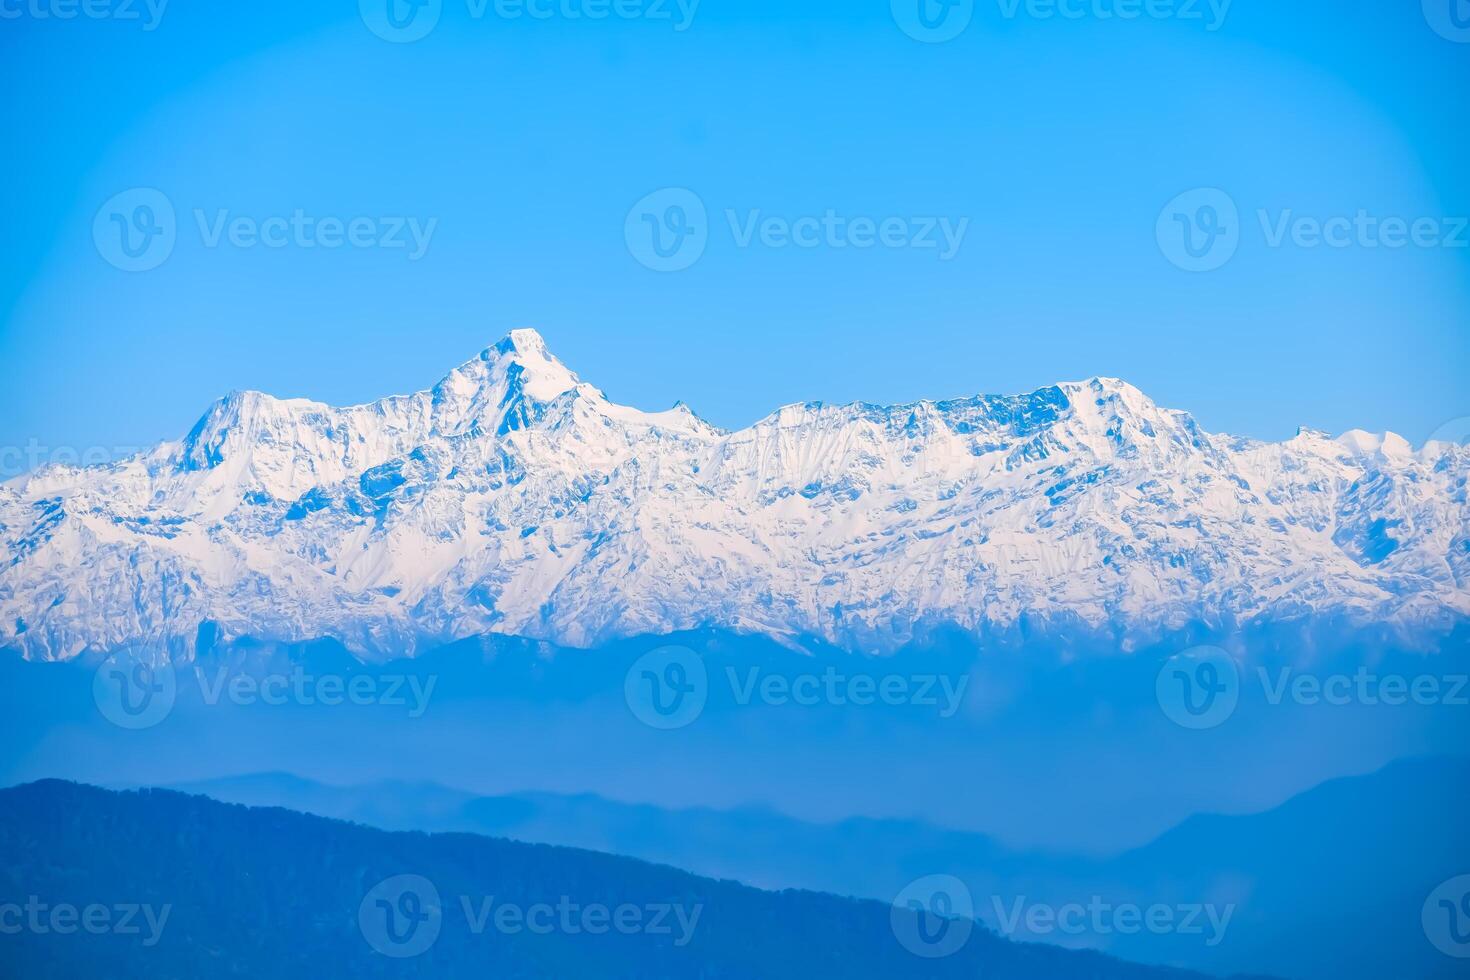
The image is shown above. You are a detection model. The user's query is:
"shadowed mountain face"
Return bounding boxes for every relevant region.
[0,781,1234,980]
[166,756,1470,980]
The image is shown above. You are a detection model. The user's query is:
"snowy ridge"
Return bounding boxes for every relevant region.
[2,329,1467,662]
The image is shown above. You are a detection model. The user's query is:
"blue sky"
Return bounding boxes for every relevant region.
[2,0,1466,472]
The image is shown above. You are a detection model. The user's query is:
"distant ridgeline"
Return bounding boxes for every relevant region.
[0,780,1226,980]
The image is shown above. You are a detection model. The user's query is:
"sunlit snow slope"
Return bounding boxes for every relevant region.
[2,329,1466,662]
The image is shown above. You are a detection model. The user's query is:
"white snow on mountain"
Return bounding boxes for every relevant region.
[2,329,1466,662]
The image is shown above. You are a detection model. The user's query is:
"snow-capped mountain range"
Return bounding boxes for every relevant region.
[2,329,1466,663]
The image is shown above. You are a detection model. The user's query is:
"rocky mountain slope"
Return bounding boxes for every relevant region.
[2,329,1466,662]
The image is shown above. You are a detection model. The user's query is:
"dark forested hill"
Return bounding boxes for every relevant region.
[165,756,1470,980]
[0,780,1242,980]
